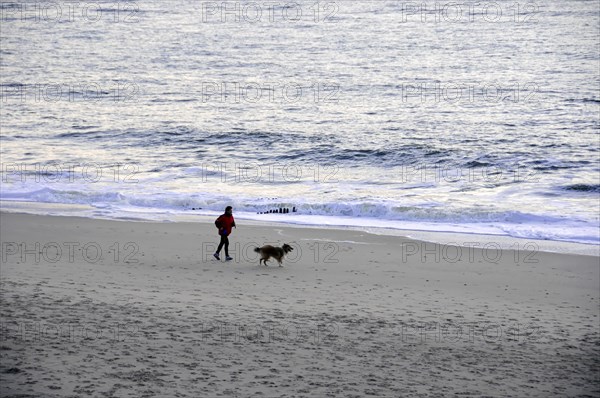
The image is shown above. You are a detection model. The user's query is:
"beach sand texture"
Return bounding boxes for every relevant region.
[1,213,598,397]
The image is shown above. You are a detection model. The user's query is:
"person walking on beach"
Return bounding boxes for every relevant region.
[214,206,236,261]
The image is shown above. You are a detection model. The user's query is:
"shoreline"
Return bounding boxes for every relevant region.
[1,200,598,256]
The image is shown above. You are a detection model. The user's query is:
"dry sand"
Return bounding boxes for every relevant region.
[0,212,598,397]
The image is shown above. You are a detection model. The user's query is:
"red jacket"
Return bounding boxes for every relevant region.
[215,214,235,236]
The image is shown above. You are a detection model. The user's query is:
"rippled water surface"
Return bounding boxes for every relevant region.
[1,1,599,243]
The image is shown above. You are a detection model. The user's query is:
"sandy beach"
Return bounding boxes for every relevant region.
[0,212,598,397]
[2,0,599,396]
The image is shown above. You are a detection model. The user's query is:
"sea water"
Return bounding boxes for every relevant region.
[1,1,598,244]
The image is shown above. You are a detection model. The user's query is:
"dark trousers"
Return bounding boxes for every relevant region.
[216,235,229,257]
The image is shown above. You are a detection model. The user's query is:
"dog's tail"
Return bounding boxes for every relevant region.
[254,247,261,253]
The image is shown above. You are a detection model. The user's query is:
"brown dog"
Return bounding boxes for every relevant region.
[254,244,294,266]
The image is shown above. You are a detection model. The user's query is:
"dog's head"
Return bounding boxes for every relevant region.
[282,244,294,254]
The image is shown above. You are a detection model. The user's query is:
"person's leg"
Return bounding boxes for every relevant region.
[216,235,226,254]
[224,236,230,257]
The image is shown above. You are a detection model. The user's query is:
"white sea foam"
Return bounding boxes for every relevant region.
[2,184,598,247]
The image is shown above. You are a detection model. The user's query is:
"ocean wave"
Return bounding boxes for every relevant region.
[562,184,600,193]
[2,187,597,244]
[37,124,597,175]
